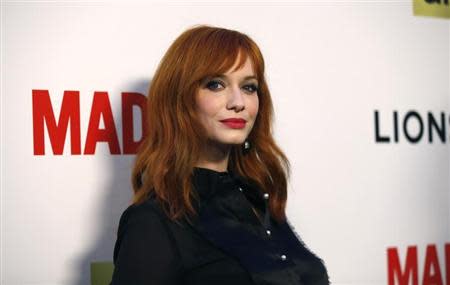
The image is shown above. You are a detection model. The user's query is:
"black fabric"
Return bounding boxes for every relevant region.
[110,167,329,285]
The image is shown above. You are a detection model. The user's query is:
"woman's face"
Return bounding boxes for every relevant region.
[195,54,259,149]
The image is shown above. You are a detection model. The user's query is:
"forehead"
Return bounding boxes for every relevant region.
[204,55,256,82]
[226,55,255,75]
[197,48,260,83]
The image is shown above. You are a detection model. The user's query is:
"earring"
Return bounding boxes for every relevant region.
[242,139,251,155]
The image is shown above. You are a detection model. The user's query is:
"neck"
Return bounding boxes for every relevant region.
[195,140,231,172]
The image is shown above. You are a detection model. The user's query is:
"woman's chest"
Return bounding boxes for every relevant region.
[170,222,256,285]
[165,213,324,285]
[159,188,328,285]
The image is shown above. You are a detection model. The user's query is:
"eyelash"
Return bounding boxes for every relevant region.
[205,79,259,94]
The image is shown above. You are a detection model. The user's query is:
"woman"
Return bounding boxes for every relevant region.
[110,24,329,285]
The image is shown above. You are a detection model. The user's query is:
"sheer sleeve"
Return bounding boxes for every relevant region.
[110,203,181,285]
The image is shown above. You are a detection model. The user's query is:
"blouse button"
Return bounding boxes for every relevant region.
[266,229,271,236]
[263,193,269,199]
[280,254,287,261]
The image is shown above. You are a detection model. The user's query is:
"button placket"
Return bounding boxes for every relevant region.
[262,192,272,239]
[237,186,273,240]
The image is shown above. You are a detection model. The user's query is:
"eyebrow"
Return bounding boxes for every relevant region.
[214,74,258,81]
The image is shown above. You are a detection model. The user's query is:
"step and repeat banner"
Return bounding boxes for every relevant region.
[2,1,449,284]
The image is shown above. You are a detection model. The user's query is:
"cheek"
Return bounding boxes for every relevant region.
[196,96,220,121]
[249,97,259,118]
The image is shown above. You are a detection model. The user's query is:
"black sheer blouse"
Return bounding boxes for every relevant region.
[110,167,329,285]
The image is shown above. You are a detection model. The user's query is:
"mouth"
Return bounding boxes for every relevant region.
[220,118,247,129]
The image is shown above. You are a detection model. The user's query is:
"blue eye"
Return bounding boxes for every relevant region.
[205,80,225,91]
[204,79,258,94]
[244,84,258,94]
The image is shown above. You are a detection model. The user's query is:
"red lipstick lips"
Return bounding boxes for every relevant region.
[220,118,247,129]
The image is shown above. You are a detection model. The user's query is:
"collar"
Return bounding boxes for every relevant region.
[191,166,269,227]
[192,167,240,199]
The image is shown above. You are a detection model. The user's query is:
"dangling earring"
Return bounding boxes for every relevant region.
[242,139,251,155]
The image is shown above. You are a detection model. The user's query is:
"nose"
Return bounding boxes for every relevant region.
[226,85,245,112]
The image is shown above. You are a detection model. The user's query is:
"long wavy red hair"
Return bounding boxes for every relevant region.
[131,24,290,224]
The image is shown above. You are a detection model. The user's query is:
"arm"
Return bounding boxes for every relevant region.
[110,203,181,285]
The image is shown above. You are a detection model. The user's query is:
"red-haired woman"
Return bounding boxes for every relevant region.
[110,25,329,285]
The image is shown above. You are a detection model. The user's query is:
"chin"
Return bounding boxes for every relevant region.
[214,137,246,146]
[225,139,246,145]
[208,131,250,146]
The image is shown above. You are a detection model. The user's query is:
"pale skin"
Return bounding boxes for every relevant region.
[194,53,262,221]
[194,52,260,173]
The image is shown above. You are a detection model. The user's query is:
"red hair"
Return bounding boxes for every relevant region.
[131,24,290,224]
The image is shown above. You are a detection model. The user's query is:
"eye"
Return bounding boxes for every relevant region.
[205,79,225,91]
[243,84,259,94]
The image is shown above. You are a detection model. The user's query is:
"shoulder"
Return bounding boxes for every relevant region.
[111,198,185,284]
[113,197,182,263]
[116,197,171,236]
[117,198,159,225]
